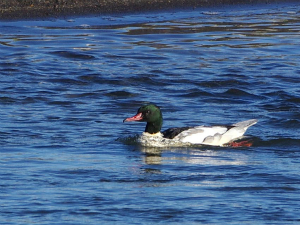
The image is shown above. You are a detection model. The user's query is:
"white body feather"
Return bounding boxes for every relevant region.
[139,119,257,147]
[174,119,257,146]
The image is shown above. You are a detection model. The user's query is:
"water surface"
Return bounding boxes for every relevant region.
[0,2,300,224]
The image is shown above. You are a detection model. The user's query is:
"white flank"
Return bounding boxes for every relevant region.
[138,119,257,147]
[174,126,228,144]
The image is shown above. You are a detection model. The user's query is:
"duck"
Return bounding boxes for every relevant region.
[123,104,257,147]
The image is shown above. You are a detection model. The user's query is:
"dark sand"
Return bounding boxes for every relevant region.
[0,0,295,20]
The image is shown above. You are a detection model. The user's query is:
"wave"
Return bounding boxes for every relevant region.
[50,51,96,60]
[254,137,300,148]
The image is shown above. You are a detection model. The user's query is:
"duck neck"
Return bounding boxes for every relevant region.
[145,120,162,134]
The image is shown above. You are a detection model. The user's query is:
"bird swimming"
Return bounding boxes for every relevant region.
[123,104,257,147]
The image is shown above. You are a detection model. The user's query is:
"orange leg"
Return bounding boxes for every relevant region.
[228,140,253,147]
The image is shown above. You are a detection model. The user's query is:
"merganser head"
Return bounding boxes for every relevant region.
[123,104,163,134]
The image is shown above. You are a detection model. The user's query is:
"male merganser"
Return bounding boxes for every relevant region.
[123,104,257,147]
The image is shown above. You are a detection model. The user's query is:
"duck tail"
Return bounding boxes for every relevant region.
[232,119,258,128]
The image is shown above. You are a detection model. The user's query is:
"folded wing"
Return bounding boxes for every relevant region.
[174,119,258,146]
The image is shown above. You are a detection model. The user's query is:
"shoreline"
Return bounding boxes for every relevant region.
[0,0,296,20]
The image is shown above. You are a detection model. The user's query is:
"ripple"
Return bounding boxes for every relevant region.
[50,51,96,60]
[176,89,214,98]
[47,78,89,86]
[198,79,250,88]
[0,96,17,104]
[105,91,138,98]
[223,88,261,99]
[256,138,300,148]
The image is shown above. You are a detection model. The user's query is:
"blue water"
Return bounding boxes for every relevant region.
[1,2,300,224]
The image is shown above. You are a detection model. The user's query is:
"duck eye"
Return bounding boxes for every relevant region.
[146,110,151,115]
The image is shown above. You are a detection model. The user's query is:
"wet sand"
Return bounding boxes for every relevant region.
[0,0,295,20]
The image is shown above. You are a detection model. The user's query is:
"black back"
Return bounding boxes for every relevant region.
[162,127,193,139]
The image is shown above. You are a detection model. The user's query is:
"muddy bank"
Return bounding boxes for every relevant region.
[0,0,295,20]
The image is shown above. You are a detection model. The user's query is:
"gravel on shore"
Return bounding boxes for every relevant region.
[0,0,294,20]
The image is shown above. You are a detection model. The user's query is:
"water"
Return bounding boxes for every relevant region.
[1,2,300,224]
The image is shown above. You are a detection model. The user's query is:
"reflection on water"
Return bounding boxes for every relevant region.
[140,146,250,166]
